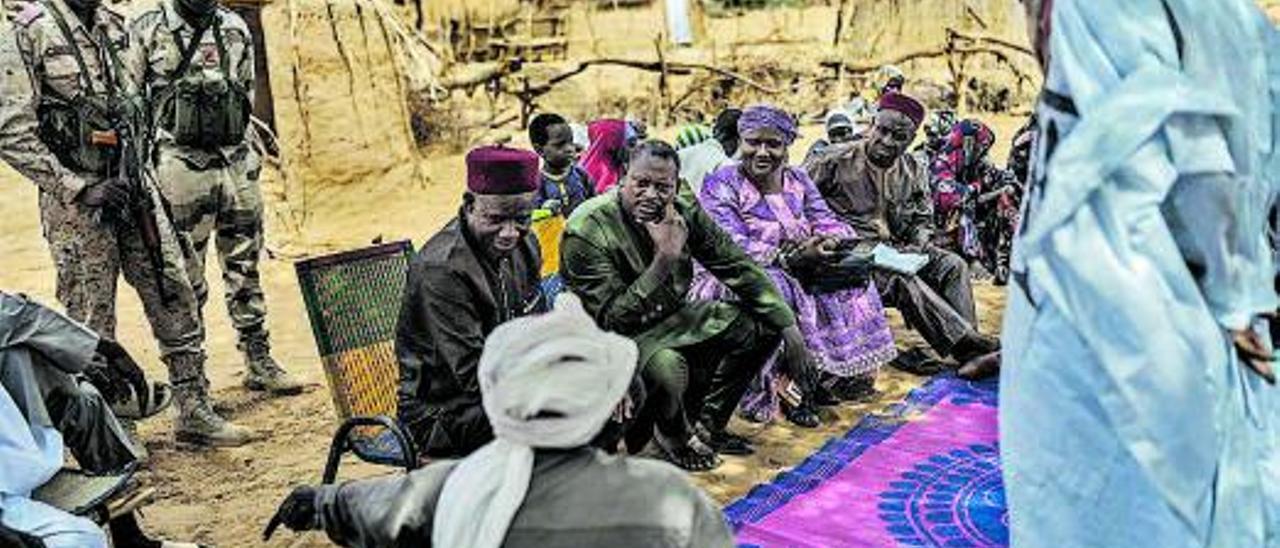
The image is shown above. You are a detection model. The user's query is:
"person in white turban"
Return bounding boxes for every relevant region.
[265,293,733,548]
[1001,1,1280,547]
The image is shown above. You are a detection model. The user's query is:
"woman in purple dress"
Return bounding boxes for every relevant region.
[690,105,898,427]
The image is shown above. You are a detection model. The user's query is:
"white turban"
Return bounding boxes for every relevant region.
[432,293,638,548]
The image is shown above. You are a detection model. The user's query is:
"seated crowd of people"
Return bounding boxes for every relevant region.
[386,87,1017,472]
[264,88,1017,546]
[2,69,1027,546]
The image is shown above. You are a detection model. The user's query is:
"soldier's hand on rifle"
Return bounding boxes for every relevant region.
[77,178,131,212]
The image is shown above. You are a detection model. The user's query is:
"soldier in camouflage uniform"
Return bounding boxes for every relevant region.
[126,0,303,395]
[0,0,253,446]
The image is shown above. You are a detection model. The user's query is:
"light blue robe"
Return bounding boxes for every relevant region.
[1000,1,1280,547]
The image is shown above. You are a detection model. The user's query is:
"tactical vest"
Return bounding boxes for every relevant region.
[159,14,250,149]
[34,2,141,175]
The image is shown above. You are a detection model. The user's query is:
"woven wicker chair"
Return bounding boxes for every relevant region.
[295,241,419,479]
[296,222,567,479]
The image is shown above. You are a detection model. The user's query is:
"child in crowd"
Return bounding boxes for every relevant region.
[528,113,595,217]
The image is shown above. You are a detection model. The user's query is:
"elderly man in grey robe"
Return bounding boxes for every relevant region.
[265,293,733,548]
[1,291,141,547]
[0,290,195,547]
[1001,1,1280,547]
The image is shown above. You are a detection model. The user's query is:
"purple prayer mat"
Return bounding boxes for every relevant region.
[724,375,1006,547]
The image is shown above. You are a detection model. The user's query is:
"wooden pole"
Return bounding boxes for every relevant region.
[832,0,847,47]
[583,0,601,57]
[655,35,671,126]
[519,76,534,128]
[226,3,278,135]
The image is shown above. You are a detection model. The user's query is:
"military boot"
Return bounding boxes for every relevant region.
[240,329,305,396]
[167,354,255,448]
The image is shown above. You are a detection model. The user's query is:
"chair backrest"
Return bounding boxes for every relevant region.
[533,215,565,300]
[296,241,414,422]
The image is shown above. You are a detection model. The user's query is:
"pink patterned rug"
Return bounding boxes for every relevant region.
[724,375,1006,547]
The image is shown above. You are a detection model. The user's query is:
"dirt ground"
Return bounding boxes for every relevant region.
[0,1,1033,545]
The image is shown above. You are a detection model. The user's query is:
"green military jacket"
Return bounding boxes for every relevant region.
[559,191,795,368]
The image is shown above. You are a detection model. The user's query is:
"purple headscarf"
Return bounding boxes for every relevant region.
[737,104,798,145]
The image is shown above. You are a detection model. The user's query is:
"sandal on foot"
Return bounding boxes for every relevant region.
[654,432,720,471]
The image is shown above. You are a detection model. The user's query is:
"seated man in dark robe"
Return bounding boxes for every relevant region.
[560,140,813,471]
[804,93,999,370]
[395,146,548,458]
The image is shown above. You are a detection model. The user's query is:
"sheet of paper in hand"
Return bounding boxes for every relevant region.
[872,244,929,275]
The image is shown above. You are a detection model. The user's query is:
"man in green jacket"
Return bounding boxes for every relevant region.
[560,140,813,471]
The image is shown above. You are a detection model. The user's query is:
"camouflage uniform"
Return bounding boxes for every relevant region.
[126,0,300,394]
[0,0,251,446]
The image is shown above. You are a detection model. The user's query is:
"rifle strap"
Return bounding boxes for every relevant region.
[167,10,215,83]
[211,15,230,79]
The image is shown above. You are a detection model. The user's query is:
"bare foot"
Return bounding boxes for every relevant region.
[654,431,720,471]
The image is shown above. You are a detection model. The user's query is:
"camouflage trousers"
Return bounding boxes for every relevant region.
[38,174,209,384]
[154,147,269,344]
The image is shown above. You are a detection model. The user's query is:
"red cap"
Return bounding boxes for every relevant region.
[466,146,540,195]
[878,92,926,127]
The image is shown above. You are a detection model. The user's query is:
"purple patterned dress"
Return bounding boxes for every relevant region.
[690,164,898,422]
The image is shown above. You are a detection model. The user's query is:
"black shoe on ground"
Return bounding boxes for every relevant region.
[781,400,821,428]
[950,333,1001,363]
[957,351,1001,381]
[694,423,755,456]
[829,375,879,402]
[890,347,948,376]
[808,385,840,407]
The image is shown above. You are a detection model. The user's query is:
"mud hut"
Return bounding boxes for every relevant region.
[832,0,1037,111]
[839,0,1027,59]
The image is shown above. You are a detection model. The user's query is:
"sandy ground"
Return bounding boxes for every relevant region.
[0,1,1029,545]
